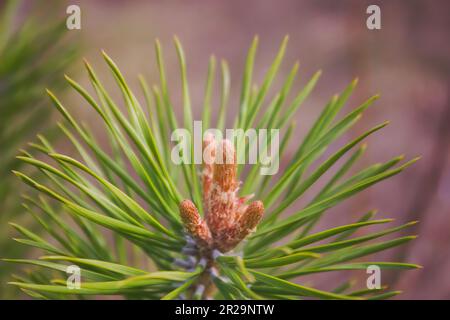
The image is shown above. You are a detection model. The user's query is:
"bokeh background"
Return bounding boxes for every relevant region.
[2,0,449,299]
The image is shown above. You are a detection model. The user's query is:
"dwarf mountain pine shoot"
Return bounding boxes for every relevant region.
[5,36,420,300]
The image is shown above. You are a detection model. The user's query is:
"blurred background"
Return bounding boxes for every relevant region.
[1,0,449,299]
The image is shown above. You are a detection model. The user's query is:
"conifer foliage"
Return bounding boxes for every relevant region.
[5,35,419,299]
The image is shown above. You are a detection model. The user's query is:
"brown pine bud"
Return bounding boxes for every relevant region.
[182,138,265,254]
[206,139,239,238]
[214,201,264,253]
[179,200,212,248]
[237,200,264,239]
[213,139,237,192]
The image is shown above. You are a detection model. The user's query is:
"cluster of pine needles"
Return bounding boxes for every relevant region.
[4,35,420,300]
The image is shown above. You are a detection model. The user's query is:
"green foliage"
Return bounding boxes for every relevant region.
[4,35,419,300]
[0,0,78,298]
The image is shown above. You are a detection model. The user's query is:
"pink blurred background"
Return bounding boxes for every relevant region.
[34,0,450,298]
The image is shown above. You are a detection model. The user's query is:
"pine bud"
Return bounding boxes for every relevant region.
[214,201,264,253]
[213,139,237,192]
[237,200,264,238]
[179,200,212,248]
